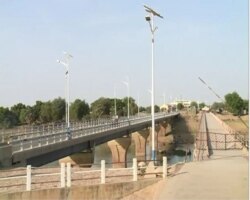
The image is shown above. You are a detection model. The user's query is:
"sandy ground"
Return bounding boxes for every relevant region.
[216,113,249,135]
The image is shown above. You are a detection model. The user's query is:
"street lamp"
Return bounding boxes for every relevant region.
[114,85,117,116]
[137,93,140,116]
[57,52,73,139]
[144,5,163,161]
[122,77,130,119]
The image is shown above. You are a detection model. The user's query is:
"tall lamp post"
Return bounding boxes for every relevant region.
[122,77,130,119]
[144,5,163,161]
[114,85,117,116]
[57,52,73,138]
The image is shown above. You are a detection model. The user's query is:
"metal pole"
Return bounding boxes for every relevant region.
[137,93,140,116]
[128,80,130,119]
[114,86,117,116]
[151,12,156,161]
[65,72,68,128]
[67,65,70,130]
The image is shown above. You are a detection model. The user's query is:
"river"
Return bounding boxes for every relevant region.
[44,141,193,168]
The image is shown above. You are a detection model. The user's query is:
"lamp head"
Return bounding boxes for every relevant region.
[145,15,151,21]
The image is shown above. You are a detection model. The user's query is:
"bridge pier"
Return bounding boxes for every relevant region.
[107,137,131,168]
[59,150,94,167]
[147,121,174,159]
[0,144,12,167]
[132,129,150,162]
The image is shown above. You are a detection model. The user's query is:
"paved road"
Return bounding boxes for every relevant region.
[157,150,248,200]
[157,112,248,200]
[124,112,248,200]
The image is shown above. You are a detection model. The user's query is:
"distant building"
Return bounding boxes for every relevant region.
[170,100,192,108]
[160,104,169,112]
[202,106,210,112]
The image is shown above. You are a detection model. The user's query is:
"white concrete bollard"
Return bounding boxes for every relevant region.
[101,160,105,184]
[26,165,31,191]
[133,158,138,181]
[66,163,71,187]
[163,156,167,179]
[60,163,66,188]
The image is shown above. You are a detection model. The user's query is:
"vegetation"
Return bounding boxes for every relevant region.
[211,102,225,113]
[177,103,184,110]
[0,96,161,128]
[211,92,248,115]
[199,102,206,110]
[190,101,198,109]
[224,92,246,115]
[1,91,247,128]
[0,97,89,128]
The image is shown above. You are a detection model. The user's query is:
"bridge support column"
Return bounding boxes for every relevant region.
[132,129,150,162]
[107,137,131,168]
[0,144,12,167]
[148,122,174,161]
[59,150,94,167]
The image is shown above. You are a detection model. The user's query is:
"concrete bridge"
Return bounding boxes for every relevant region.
[0,112,179,168]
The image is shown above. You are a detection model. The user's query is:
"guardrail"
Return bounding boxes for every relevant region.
[0,157,168,194]
[194,112,210,161]
[7,112,178,153]
[211,113,249,149]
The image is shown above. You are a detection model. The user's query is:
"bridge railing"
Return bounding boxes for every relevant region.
[8,112,178,153]
[194,112,210,161]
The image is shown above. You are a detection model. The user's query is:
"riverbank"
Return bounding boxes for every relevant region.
[215,113,248,135]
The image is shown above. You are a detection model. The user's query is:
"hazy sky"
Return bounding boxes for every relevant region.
[0,0,248,108]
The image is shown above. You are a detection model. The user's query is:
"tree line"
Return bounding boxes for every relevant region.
[0,97,160,128]
[176,92,248,116]
[1,91,247,128]
[211,92,248,115]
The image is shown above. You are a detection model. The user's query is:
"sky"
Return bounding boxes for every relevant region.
[0,0,248,108]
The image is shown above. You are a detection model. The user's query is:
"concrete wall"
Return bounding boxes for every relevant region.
[0,144,12,167]
[0,179,159,200]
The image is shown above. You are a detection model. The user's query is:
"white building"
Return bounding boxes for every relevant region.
[170,100,192,108]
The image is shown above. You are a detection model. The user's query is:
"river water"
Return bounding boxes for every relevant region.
[45,141,193,168]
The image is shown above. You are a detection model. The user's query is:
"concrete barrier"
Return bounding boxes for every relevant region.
[0,144,12,167]
[0,179,159,200]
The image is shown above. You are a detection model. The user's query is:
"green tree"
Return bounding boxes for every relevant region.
[177,103,184,110]
[211,102,225,111]
[51,98,65,121]
[199,102,206,110]
[190,101,198,109]
[139,106,146,112]
[243,99,249,113]
[145,105,160,113]
[225,92,244,115]
[70,99,89,121]
[0,107,18,128]
[110,98,125,116]
[19,106,36,124]
[10,103,26,124]
[40,102,52,123]
[91,97,112,118]
[122,97,138,116]
[32,101,43,123]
